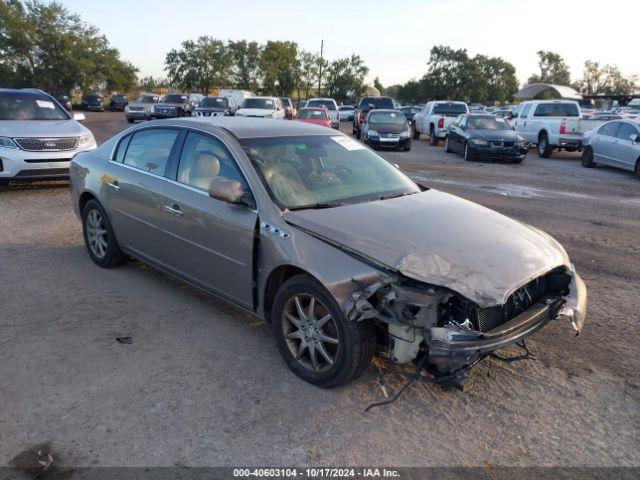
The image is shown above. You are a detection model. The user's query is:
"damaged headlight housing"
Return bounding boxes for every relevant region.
[470,138,488,145]
[367,130,379,137]
[0,137,18,149]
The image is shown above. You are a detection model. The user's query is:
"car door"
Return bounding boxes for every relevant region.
[103,128,181,265]
[159,129,258,308]
[593,122,621,165]
[515,103,533,143]
[455,115,468,152]
[613,122,640,170]
[447,116,461,151]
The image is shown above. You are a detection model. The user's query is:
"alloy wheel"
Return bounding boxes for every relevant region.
[282,294,340,373]
[86,209,108,259]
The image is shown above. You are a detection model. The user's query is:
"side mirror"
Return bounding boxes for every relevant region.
[511,112,518,119]
[73,112,86,121]
[209,177,247,205]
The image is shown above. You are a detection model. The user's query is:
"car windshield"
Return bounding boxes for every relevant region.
[137,96,158,104]
[164,94,188,103]
[368,111,406,125]
[468,116,511,129]
[111,95,125,101]
[358,97,394,110]
[242,98,275,109]
[240,135,419,209]
[306,99,336,111]
[280,98,292,107]
[201,97,228,108]
[297,109,327,119]
[433,103,468,115]
[339,106,353,111]
[0,92,69,121]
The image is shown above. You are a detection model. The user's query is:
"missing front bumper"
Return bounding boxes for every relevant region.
[426,268,586,372]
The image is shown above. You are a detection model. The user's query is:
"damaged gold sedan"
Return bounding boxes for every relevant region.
[70,118,586,388]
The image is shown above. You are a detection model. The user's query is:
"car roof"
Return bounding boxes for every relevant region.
[0,88,49,96]
[159,117,342,139]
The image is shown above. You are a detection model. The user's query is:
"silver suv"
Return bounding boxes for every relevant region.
[0,89,96,188]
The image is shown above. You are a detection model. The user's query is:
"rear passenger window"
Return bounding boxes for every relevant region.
[123,129,178,175]
[520,104,532,118]
[616,123,639,140]
[177,132,249,191]
[114,134,131,163]
[599,122,620,137]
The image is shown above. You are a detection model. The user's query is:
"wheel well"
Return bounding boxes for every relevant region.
[78,191,97,214]
[538,130,548,141]
[429,123,435,132]
[263,265,309,322]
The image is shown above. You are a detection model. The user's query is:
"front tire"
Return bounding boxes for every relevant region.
[82,199,125,268]
[464,142,474,161]
[272,275,375,388]
[581,146,596,168]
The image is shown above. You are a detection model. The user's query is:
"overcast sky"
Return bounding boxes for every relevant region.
[59,0,639,88]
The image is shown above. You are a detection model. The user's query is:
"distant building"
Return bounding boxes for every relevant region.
[514,83,582,100]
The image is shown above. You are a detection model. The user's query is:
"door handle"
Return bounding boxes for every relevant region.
[163,204,184,216]
[107,181,120,191]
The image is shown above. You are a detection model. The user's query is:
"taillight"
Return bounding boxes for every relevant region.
[559,121,567,135]
[437,117,444,129]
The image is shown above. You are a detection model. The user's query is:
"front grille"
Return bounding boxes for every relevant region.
[15,168,69,178]
[14,137,78,151]
[451,275,551,332]
[489,140,515,148]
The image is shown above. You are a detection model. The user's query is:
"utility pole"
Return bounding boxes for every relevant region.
[318,39,324,96]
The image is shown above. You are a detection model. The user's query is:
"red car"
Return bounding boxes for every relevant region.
[294,107,331,128]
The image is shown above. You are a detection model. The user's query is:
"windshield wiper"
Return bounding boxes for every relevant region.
[378,191,416,201]
[287,201,346,211]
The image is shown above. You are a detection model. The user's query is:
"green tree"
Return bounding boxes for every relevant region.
[528,50,571,86]
[373,77,384,94]
[577,60,639,95]
[228,40,262,91]
[165,36,232,93]
[324,54,369,103]
[295,50,324,100]
[0,0,137,94]
[474,54,519,103]
[260,40,298,96]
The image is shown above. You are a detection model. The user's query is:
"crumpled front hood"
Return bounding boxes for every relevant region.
[0,119,88,138]
[237,108,275,117]
[285,189,569,307]
[469,129,520,141]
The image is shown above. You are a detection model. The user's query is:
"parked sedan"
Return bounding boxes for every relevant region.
[445,114,527,163]
[53,93,72,111]
[70,118,585,388]
[306,98,340,129]
[81,93,104,112]
[361,109,411,151]
[294,107,332,128]
[339,105,355,121]
[581,119,640,178]
[109,94,128,112]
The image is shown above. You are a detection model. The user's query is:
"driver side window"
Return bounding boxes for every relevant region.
[177,132,249,192]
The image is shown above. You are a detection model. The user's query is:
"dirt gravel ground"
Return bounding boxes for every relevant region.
[1,112,639,469]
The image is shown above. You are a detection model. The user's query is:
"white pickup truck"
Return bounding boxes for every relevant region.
[413,101,469,145]
[510,100,612,158]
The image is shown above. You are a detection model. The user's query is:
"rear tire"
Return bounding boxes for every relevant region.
[444,136,452,153]
[581,146,596,168]
[412,125,420,139]
[272,275,375,388]
[635,159,640,180]
[126,118,134,124]
[538,133,553,158]
[0,179,9,191]
[82,199,125,268]
[430,129,439,146]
